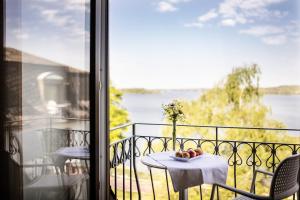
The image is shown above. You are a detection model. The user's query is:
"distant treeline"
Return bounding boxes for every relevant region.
[260,85,300,95]
[122,85,300,95]
[121,88,161,94]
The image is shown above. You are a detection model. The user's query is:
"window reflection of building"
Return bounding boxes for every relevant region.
[37,72,67,105]
[5,47,90,119]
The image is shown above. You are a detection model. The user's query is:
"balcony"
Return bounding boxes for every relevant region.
[6,120,300,199]
[109,123,300,200]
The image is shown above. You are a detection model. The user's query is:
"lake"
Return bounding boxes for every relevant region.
[121,91,300,136]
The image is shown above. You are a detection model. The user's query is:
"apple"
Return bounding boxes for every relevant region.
[175,151,183,158]
[188,149,197,158]
[182,151,190,158]
[194,148,203,156]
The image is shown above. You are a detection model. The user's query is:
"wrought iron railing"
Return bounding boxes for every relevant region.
[110,123,300,200]
[5,120,300,199]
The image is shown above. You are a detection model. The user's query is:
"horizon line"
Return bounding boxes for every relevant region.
[119,84,300,90]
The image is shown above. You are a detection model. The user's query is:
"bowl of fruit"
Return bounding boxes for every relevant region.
[170,148,204,162]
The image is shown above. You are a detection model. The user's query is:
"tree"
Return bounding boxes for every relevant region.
[225,64,260,108]
[162,64,297,199]
[178,65,287,141]
[110,85,129,141]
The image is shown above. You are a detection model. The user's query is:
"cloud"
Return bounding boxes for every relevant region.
[239,26,284,36]
[184,0,292,46]
[239,23,300,45]
[41,9,70,27]
[187,0,288,28]
[30,0,58,2]
[29,0,88,14]
[184,9,217,28]
[156,0,192,13]
[293,37,300,44]
[220,16,247,27]
[261,35,287,45]
[221,19,236,26]
[13,30,29,40]
[64,0,89,11]
[218,0,287,25]
[198,9,218,22]
[157,1,177,12]
[167,0,191,3]
[219,0,287,15]
[28,0,90,43]
[16,33,29,39]
[185,0,288,30]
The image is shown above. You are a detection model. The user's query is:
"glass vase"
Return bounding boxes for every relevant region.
[172,120,176,151]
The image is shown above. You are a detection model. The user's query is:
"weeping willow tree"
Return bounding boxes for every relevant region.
[110,85,129,142]
[179,65,292,140]
[161,64,298,199]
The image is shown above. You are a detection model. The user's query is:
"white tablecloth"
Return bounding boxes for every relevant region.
[53,146,90,172]
[54,146,90,160]
[148,151,228,192]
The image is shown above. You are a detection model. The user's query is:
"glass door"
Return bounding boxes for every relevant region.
[0,0,101,199]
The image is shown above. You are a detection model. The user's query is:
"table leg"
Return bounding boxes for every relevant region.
[179,189,188,200]
[84,160,89,173]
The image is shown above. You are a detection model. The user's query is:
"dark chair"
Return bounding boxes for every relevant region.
[210,154,300,200]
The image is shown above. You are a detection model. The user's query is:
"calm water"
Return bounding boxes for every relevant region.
[121,91,300,136]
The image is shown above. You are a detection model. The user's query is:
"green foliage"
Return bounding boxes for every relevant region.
[224,64,260,108]
[111,65,298,199]
[110,85,129,142]
[163,100,186,150]
[162,100,185,123]
[160,64,298,199]
[178,64,288,140]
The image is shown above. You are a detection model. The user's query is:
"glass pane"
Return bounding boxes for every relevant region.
[4,0,91,199]
[109,0,300,199]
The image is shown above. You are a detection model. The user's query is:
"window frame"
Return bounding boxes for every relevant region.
[0,0,110,199]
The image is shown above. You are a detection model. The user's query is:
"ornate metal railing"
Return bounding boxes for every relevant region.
[5,120,300,199]
[109,123,300,200]
[5,118,90,158]
[110,124,141,200]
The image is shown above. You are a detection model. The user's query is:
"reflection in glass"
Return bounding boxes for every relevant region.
[4,0,91,199]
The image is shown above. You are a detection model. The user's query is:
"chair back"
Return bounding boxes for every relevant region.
[270,154,300,200]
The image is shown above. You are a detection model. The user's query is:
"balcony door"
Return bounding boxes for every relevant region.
[0,0,109,199]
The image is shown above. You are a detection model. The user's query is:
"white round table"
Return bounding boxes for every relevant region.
[141,151,228,200]
[53,146,90,199]
[54,146,90,160]
[54,146,90,173]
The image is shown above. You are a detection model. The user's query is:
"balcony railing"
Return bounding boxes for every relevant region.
[109,123,300,200]
[5,120,300,199]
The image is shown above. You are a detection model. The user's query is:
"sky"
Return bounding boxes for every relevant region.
[110,0,300,89]
[5,0,300,89]
[6,0,90,70]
